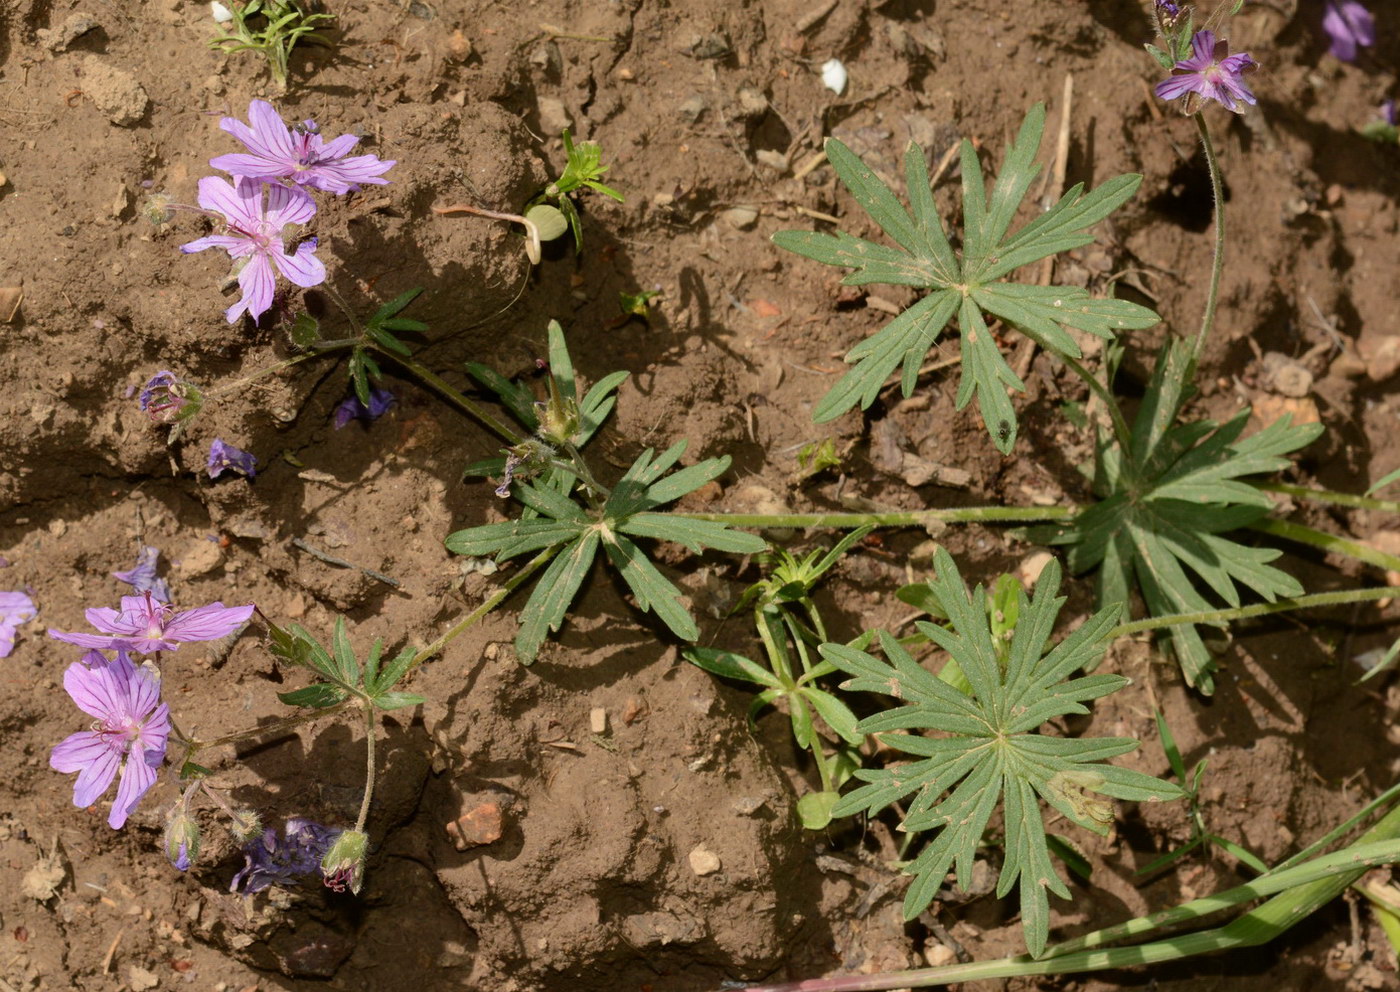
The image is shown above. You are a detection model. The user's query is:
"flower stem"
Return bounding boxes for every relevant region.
[1191,112,1226,364]
[1248,518,1400,575]
[676,506,1073,529]
[355,702,376,833]
[1259,481,1400,516]
[204,338,360,398]
[320,282,365,338]
[1111,586,1397,639]
[180,700,351,752]
[366,342,521,445]
[1057,352,1137,474]
[400,544,560,677]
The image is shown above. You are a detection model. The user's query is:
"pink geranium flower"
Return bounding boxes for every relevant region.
[211,100,395,195]
[1155,30,1258,114]
[48,593,254,654]
[0,590,37,658]
[180,176,325,324]
[50,650,171,829]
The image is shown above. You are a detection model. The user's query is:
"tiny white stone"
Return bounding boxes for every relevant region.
[820,58,848,95]
[211,1,234,23]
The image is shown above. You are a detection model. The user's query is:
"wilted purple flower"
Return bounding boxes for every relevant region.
[48,592,254,654]
[231,817,342,894]
[211,100,396,195]
[0,591,36,658]
[1322,1,1374,62]
[50,650,171,829]
[1155,30,1258,113]
[320,828,368,895]
[332,388,395,429]
[1383,100,1398,126]
[113,547,172,604]
[180,176,324,324]
[208,438,258,479]
[1155,0,1181,20]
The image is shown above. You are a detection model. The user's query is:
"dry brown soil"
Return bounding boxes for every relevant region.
[2,1,1399,990]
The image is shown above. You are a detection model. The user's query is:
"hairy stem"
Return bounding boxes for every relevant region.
[367,342,521,445]
[180,700,351,752]
[403,545,560,675]
[1248,517,1400,575]
[1191,112,1226,364]
[355,703,376,833]
[676,506,1073,530]
[1111,586,1398,638]
[205,338,360,398]
[1259,481,1400,516]
[1057,352,1136,472]
[320,282,366,337]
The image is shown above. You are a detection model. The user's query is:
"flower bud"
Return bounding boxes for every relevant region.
[138,371,204,425]
[229,807,263,845]
[538,374,580,447]
[163,807,202,872]
[320,829,368,895]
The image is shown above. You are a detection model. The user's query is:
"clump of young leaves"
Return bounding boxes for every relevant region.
[448,323,764,662]
[822,548,1182,956]
[209,0,334,89]
[1042,338,1323,694]
[528,129,624,253]
[772,104,1160,453]
[347,289,428,407]
[684,528,871,829]
[268,616,423,712]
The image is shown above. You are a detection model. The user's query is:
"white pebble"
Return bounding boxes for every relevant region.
[821,58,848,95]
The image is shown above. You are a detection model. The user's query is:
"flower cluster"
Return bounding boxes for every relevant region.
[232,817,343,894]
[48,593,254,828]
[181,100,394,325]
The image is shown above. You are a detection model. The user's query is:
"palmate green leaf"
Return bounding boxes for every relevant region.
[446,438,765,662]
[776,104,1159,453]
[1048,341,1323,693]
[822,547,1181,957]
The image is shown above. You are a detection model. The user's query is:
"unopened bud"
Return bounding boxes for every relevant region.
[164,807,202,872]
[320,829,369,895]
[229,807,263,845]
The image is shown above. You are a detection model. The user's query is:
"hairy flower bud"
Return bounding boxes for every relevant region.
[229,807,263,845]
[164,807,201,872]
[320,829,368,895]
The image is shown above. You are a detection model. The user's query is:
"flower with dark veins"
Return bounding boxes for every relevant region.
[332,388,395,429]
[113,546,172,603]
[1322,1,1374,62]
[49,650,171,829]
[211,100,396,195]
[48,592,254,654]
[207,438,258,479]
[180,177,324,324]
[231,817,343,894]
[1155,29,1258,113]
[0,591,37,658]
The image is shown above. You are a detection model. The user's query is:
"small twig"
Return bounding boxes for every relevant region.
[795,0,840,34]
[290,538,401,589]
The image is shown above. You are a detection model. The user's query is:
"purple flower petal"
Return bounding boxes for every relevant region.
[50,731,109,774]
[271,238,327,288]
[163,602,254,642]
[108,743,158,829]
[196,176,258,230]
[0,591,36,657]
[265,182,317,228]
[232,253,277,324]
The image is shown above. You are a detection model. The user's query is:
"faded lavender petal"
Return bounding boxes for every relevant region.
[332,388,395,429]
[1322,1,1374,62]
[1154,30,1258,113]
[211,100,395,195]
[50,650,170,829]
[0,590,37,658]
[208,439,258,479]
[113,547,172,603]
[231,817,343,894]
[180,176,324,324]
[48,593,254,654]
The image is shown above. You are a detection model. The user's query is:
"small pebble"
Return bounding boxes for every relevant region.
[687,845,721,876]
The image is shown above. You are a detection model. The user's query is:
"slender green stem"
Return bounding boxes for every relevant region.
[1111,586,1398,638]
[403,545,560,675]
[199,781,258,836]
[733,811,1400,992]
[204,338,360,398]
[1057,352,1136,473]
[355,703,376,832]
[1249,517,1400,574]
[677,506,1073,530]
[1260,481,1400,516]
[367,342,521,445]
[1191,112,1226,363]
[561,441,611,501]
[180,700,351,752]
[320,281,366,337]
